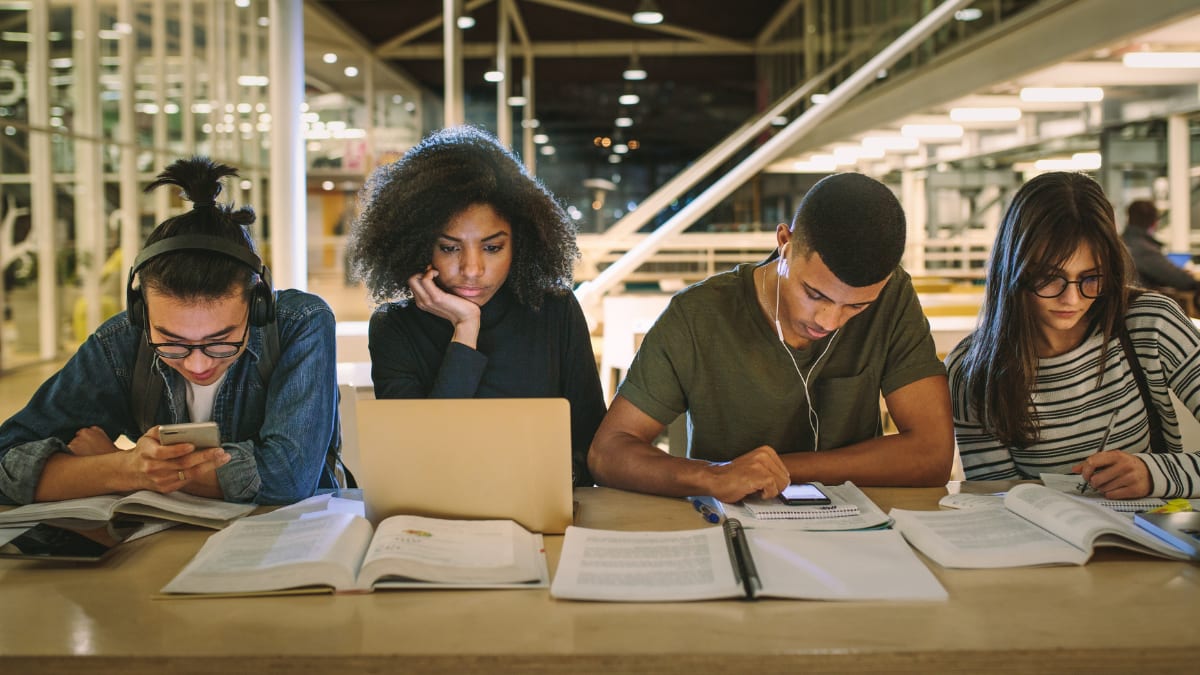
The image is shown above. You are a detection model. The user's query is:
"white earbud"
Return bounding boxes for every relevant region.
[774,242,789,343]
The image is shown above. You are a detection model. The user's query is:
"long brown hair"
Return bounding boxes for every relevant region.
[958,172,1134,448]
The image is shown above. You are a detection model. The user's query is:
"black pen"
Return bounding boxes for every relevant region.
[1078,410,1118,495]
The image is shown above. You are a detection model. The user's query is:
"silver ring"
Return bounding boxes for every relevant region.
[177,470,186,481]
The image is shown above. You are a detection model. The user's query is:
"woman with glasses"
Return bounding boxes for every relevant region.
[947,171,1200,499]
[0,157,340,505]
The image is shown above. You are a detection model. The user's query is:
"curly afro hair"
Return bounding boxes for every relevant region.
[347,126,579,310]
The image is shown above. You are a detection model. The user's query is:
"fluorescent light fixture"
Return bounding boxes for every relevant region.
[861,135,920,151]
[235,0,250,7]
[507,95,527,107]
[1020,87,1103,102]
[533,133,549,144]
[770,115,788,126]
[163,103,180,114]
[954,8,982,21]
[615,116,633,127]
[618,94,640,105]
[623,55,647,81]
[1,32,30,42]
[237,75,269,87]
[1123,52,1200,68]
[1033,152,1102,171]
[539,145,556,156]
[901,123,963,139]
[484,70,504,83]
[343,66,358,77]
[192,102,213,114]
[810,93,828,104]
[792,155,837,173]
[49,58,72,69]
[632,0,664,25]
[322,53,337,64]
[457,15,476,29]
[949,107,1021,122]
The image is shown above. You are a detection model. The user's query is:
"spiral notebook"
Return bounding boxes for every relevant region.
[741,499,860,520]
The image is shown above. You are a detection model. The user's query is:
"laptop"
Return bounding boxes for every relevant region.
[1166,252,1193,269]
[353,398,574,533]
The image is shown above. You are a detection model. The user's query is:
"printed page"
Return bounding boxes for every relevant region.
[161,512,373,594]
[1004,484,1185,559]
[550,526,742,602]
[750,529,947,600]
[890,507,1089,568]
[115,491,257,527]
[0,495,122,526]
[357,517,539,587]
[1037,474,1166,512]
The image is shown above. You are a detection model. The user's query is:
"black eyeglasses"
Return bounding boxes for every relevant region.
[1031,274,1103,299]
[146,316,250,360]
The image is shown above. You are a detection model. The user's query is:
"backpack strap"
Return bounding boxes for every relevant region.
[1116,324,1169,454]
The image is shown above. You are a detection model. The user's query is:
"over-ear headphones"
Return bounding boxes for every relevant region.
[126,234,276,329]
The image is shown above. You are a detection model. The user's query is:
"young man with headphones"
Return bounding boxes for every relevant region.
[589,172,953,503]
[0,157,341,505]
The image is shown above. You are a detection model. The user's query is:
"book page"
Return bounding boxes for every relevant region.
[161,512,373,594]
[0,495,121,526]
[749,529,946,600]
[357,517,540,587]
[1003,484,1184,559]
[115,491,256,528]
[890,507,1089,568]
[550,526,742,602]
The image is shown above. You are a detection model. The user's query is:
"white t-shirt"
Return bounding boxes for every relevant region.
[186,373,227,423]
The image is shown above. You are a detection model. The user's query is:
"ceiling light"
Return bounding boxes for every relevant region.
[615,117,633,128]
[608,155,622,164]
[507,95,527,107]
[533,133,549,144]
[618,94,640,105]
[322,181,334,191]
[623,55,647,81]
[322,52,337,64]
[861,135,920,151]
[954,8,982,21]
[1020,87,1103,102]
[810,93,828,104]
[457,14,476,30]
[235,0,250,7]
[1123,52,1200,68]
[613,144,629,155]
[949,107,1021,122]
[901,123,963,139]
[343,66,358,77]
[539,145,556,156]
[484,70,504,83]
[771,115,788,126]
[1034,152,1102,171]
[632,0,664,25]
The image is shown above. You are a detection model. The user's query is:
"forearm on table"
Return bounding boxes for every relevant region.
[782,429,954,487]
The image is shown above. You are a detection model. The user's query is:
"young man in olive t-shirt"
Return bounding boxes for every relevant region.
[588,173,953,503]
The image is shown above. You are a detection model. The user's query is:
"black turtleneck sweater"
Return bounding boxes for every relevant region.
[368,287,606,486]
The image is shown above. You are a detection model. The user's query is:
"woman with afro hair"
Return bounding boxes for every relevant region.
[347,126,606,486]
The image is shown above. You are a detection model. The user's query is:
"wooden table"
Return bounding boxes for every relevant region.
[1,483,1197,674]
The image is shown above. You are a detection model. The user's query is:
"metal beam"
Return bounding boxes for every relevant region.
[374,0,493,55]
[757,0,804,46]
[378,39,755,59]
[575,0,974,307]
[525,0,747,49]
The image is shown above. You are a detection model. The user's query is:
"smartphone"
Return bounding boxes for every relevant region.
[779,483,832,506]
[159,421,221,449]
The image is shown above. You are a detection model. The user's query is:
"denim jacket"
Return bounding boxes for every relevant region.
[0,289,340,505]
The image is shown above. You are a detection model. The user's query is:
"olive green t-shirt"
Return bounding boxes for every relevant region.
[618,262,944,461]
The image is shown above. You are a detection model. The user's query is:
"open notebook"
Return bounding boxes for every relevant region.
[352,398,574,534]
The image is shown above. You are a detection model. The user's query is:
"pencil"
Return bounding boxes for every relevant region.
[1078,410,1119,494]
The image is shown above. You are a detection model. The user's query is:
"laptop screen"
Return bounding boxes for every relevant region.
[1166,253,1192,268]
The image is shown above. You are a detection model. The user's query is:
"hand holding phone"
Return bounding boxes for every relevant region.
[158,422,221,450]
[779,483,832,506]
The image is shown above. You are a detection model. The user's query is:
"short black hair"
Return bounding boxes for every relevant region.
[347,125,578,310]
[790,172,906,287]
[1126,199,1158,231]
[140,156,260,302]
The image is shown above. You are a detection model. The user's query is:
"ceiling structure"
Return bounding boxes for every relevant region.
[306,0,1200,218]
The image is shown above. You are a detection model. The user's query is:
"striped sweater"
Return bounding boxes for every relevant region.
[946,293,1200,498]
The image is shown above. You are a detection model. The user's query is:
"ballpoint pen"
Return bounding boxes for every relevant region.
[688,496,725,524]
[1078,410,1119,494]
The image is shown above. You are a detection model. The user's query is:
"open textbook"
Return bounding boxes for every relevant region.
[0,491,255,529]
[891,484,1195,568]
[550,520,946,602]
[161,511,548,596]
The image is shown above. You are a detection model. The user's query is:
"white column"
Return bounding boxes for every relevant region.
[29,0,57,358]
[1168,114,1191,252]
[269,0,307,290]
[496,0,511,147]
[152,0,169,223]
[119,0,140,308]
[522,54,535,175]
[902,169,927,275]
[181,0,196,153]
[443,0,464,127]
[74,0,104,333]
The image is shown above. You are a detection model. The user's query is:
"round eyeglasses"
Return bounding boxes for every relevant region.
[146,318,250,359]
[1031,274,1103,299]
